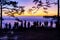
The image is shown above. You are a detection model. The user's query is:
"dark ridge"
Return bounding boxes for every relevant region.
[43,15,58,19]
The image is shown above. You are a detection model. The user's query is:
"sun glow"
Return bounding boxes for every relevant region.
[2,6,57,16]
[2,0,58,16]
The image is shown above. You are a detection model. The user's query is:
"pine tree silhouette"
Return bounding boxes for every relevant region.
[8,23,11,29]
[33,0,39,4]
[50,21,53,28]
[13,22,19,29]
[5,23,8,29]
[28,22,30,28]
[44,21,48,27]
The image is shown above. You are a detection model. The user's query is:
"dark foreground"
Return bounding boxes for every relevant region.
[0,28,60,40]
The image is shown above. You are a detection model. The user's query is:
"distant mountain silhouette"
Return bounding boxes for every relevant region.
[43,15,58,20]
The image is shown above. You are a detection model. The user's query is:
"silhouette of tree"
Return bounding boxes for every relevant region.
[33,0,58,13]
[18,6,25,15]
[1,0,17,7]
[28,9,33,14]
[46,0,50,5]
[1,0,18,17]
[33,0,39,4]
[9,1,18,7]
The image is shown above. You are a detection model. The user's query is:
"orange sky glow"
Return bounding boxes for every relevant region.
[2,0,58,16]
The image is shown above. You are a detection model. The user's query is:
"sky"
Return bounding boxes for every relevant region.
[2,0,58,16]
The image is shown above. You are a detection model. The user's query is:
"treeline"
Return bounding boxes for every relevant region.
[43,16,57,18]
[1,20,58,30]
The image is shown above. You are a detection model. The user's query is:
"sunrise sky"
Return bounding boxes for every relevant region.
[2,0,58,16]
